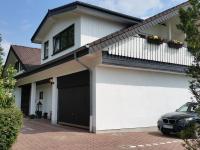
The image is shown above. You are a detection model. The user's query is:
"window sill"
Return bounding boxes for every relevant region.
[15,70,24,76]
[43,57,48,61]
[52,45,74,56]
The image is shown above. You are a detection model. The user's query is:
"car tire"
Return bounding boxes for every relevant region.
[193,123,200,139]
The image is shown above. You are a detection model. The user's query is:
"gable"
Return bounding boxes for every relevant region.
[32,1,142,44]
[11,45,41,71]
[3,49,25,76]
[4,45,41,76]
[88,1,190,52]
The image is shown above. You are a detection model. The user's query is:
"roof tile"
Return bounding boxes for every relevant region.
[11,45,41,71]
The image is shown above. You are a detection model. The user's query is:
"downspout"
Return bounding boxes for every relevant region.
[74,46,94,133]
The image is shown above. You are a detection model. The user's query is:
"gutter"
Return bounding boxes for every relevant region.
[74,46,94,133]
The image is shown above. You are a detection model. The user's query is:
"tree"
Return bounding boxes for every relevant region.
[177,0,200,149]
[0,35,22,150]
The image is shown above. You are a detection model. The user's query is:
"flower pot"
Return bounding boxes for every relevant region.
[43,112,48,119]
[30,114,35,119]
[36,111,42,119]
[147,36,163,45]
[167,41,183,49]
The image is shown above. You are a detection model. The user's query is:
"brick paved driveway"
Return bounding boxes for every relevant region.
[12,119,185,150]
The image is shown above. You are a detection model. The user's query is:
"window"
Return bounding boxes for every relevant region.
[176,103,199,112]
[14,61,23,72]
[44,41,49,59]
[39,91,43,100]
[53,24,74,54]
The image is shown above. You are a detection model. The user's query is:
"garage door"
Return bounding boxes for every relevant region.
[57,70,90,128]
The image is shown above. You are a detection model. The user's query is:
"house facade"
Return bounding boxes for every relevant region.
[5,1,194,132]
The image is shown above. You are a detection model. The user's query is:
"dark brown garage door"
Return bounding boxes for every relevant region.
[57,70,90,128]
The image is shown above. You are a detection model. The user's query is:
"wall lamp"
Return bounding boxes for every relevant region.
[49,78,54,85]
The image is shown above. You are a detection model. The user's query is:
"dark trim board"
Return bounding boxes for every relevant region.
[102,52,188,73]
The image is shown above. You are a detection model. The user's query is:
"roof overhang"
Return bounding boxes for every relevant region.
[31,1,142,44]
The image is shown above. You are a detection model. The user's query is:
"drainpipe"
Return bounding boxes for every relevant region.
[74,47,93,133]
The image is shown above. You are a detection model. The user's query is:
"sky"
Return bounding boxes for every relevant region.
[0,0,186,60]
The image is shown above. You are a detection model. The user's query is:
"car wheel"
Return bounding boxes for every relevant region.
[193,123,200,139]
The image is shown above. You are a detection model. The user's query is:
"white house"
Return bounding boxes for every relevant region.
[4,1,194,133]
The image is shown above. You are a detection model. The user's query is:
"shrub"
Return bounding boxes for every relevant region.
[0,107,23,150]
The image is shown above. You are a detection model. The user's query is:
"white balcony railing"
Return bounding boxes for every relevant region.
[104,35,194,66]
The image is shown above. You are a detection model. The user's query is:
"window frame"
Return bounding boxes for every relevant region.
[53,24,75,55]
[43,41,49,60]
[39,91,43,100]
[14,61,23,72]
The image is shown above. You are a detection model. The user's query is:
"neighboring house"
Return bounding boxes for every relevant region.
[4,1,194,132]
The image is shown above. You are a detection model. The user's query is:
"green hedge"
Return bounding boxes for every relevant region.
[0,107,22,150]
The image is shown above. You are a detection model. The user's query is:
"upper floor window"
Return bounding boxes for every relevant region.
[44,41,49,59]
[14,61,23,72]
[53,24,74,54]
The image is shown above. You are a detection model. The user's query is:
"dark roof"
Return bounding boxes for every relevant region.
[31,1,142,43]
[10,45,41,71]
[88,1,189,52]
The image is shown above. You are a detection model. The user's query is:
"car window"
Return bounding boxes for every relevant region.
[177,104,189,112]
[177,103,198,112]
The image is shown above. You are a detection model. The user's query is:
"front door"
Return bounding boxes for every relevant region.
[21,84,31,116]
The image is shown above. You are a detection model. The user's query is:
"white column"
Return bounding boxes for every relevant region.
[91,68,96,133]
[30,82,36,115]
[168,22,172,40]
[14,87,21,109]
[51,77,58,124]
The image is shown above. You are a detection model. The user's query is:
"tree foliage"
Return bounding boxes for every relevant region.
[177,0,200,149]
[0,35,22,150]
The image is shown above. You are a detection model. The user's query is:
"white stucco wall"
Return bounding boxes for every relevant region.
[95,66,192,131]
[36,83,52,119]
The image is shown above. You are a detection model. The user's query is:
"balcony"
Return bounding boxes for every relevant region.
[104,35,194,66]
